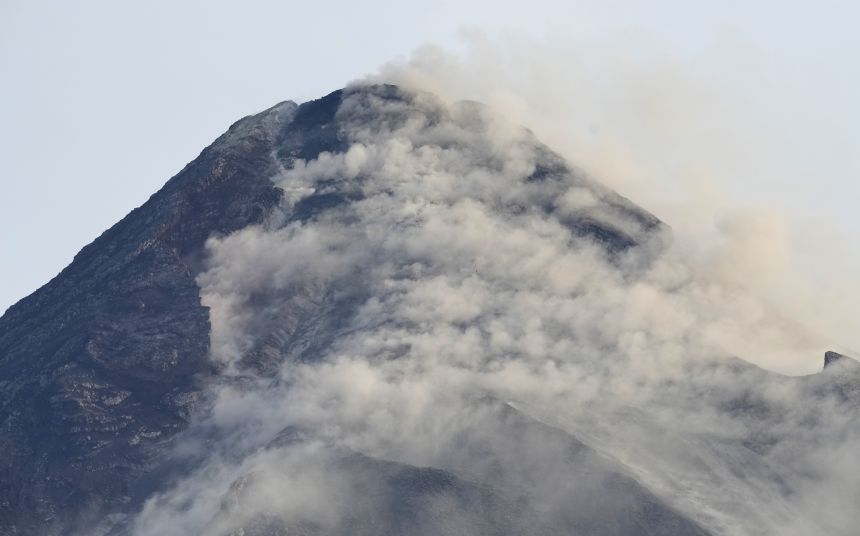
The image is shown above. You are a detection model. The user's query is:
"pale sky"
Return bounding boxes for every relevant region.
[1,0,858,314]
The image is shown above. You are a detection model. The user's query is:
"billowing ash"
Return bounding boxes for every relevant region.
[0,85,860,536]
[103,86,860,535]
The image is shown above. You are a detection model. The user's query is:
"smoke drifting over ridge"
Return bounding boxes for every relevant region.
[116,81,860,536]
[371,35,860,374]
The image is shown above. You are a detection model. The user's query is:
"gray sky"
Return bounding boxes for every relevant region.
[1,0,858,314]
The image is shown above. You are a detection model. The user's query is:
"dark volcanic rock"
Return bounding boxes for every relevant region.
[815,351,860,405]
[0,100,297,533]
[825,350,853,369]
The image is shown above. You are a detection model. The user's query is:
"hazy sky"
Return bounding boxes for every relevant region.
[1,0,858,314]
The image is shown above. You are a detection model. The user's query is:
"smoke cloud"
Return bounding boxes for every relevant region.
[121,40,859,536]
[372,33,860,373]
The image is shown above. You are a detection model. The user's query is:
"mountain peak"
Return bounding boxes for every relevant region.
[5,84,855,536]
[0,84,666,533]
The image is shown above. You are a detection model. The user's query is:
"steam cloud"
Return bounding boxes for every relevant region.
[124,41,859,536]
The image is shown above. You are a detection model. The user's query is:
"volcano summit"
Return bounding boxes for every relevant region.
[1,85,857,536]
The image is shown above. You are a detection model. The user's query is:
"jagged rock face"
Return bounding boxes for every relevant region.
[0,100,296,533]
[825,351,845,368]
[0,85,857,536]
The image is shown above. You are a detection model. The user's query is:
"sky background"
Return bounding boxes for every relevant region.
[1,0,858,316]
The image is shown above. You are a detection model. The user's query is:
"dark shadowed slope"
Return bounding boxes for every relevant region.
[0,99,296,533]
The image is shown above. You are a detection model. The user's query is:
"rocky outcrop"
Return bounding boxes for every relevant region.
[825,350,856,369]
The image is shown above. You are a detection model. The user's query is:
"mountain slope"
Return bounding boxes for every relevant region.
[1,85,856,536]
[0,99,296,533]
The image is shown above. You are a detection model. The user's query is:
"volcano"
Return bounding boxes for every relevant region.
[1,85,857,536]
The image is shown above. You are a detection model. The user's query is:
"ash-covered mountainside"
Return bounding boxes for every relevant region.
[1,85,857,536]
